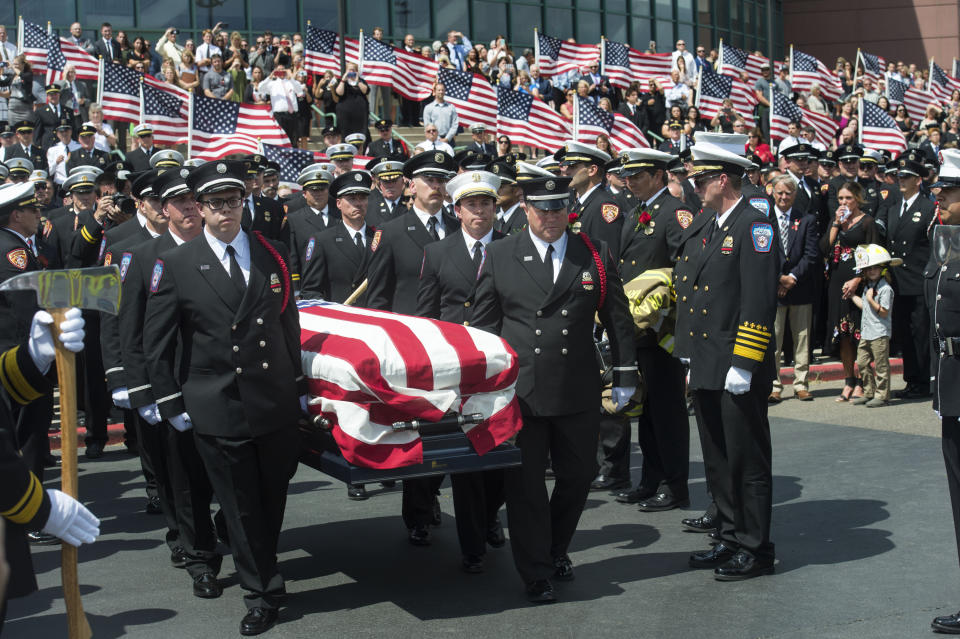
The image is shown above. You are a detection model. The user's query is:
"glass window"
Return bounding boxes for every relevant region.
[303,0,340,31]
[678,24,694,51]
[251,0,298,33]
[189,0,245,33]
[678,0,694,22]
[18,2,74,29]
[577,11,601,44]
[84,0,146,27]
[715,0,729,30]
[631,17,651,50]
[545,7,573,37]
[472,1,508,47]
[605,15,628,43]
[655,0,673,21]
[434,1,469,39]
[655,20,673,50]
[546,0,573,6]
[730,0,740,32]
[578,0,602,8]
[697,0,711,23]
[606,0,627,12]
[697,26,713,52]
[509,5,542,48]
[137,1,192,33]
[632,0,652,15]
[347,0,391,35]
[392,0,431,40]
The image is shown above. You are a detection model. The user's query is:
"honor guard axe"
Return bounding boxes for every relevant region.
[0,265,122,639]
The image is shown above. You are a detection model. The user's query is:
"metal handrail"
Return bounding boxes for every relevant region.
[310,105,336,128]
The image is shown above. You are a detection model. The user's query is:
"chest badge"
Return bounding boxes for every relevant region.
[270,272,281,293]
[721,236,734,254]
[912,211,922,223]
[582,271,595,291]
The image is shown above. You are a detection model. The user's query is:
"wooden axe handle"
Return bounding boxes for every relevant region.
[343,279,368,306]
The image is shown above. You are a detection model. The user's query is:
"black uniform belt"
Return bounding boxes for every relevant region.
[940,337,960,356]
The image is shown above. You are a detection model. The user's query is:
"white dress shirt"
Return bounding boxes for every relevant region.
[309,205,330,227]
[716,197,743,228]
[412,206,446,239]
[47,140,81,184]
[257,77,305,114]
[498,202,521,224]
[527,228,568,283]
[345,223,368,246]
[204,228,250,284]
[414,139,455,156]
[900,191,919,217]
[461,228,493,256]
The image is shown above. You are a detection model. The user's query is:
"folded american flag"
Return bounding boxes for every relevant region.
[497,87,571,152]
[299,301,522,469]
[344,34,435,100]
[929,61,960,103]
[20,19,98,82]
[574,96,649,151]
[601,39,672,89]
[189,93,290,160]
[535,30,598,78]
[857,51,886,85]
[860,98,906,156]
[719,41,769,85]
[304,25,340,76]
[790,48,842,101]
[769,91,836,148]
[696,70,756,128]
[436,66,498,131]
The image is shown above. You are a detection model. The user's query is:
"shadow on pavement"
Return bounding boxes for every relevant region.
[4,608,177,638]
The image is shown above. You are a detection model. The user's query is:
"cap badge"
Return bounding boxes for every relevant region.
[472,173,481,182]
[493,165,500,174]
[545,180,555,191]
[354,173,363,182]
[180,168,190,178]
[435,153,444,164]
[216,163,227,174]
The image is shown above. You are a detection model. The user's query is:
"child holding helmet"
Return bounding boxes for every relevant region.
[851,244,901,407]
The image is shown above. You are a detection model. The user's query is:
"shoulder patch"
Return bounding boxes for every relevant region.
[119,252,133,282]
[601,203,620,223]
[371,229,383,253]
[103,251,113,266]
[749,197,770,217]
[42,220,52,238]
[750,222,774,253]
[6,248,27,271]
[98,238,107,263]
[765,183,773,196]
[676,208,693,229]
[820,183,829,194]
[150,259,164,293]
[879,188,889,200]
[305,237,316,263]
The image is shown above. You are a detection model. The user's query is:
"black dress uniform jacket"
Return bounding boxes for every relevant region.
[34,105,77,148]
[882,195,937,296]
[0,229,42,350]
[365,189,406,230]
[570,184,624,258]
[6,144,45,169]
[366,209,459,315]
[618,188,688,284]
[367,138,410,163]
[926,238,960,416]
[65,147,110,174]
[417,230,505,324]
[284,203,341,286]
[299,223,375,303]
[495,203,526,236]
[241,195,286,241]
[124,146,154,172]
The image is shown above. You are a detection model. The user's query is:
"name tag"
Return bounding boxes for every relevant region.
[523,255,533,262]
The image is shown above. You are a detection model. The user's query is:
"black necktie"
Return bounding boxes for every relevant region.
[427,216,440,241]
[703,219,717,249]
[472,240,483,276]
[354,231,364,253]
[226,245,246,293]
[544,244,555,283]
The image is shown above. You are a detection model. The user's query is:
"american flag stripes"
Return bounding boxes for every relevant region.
[436,67,498,131]
[20,19,98,82]
[601,39,672,89]
[142,83,189,145]
[718,41,769,85]
[262,144,325,184]
[696,71,757,128]
[790,48,842,101]
[535,31,598,78]
[857,51,886,85]
[885,76,908,105]
[496,87,571,152]
[903,85,938,124]
[929,61,960,103]
[859,98,906,156]
[768,90,836,148]
[298,301,521,469]
[99,62,145,122]
[189,93,290,160]
[303,25,340,76]
[574,96,649,151]
[344,35,435,100]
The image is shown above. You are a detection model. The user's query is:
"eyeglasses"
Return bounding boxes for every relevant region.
[498,139,509,144]
[201,197,243,210]
[32,182,48,190]
[305,185,328,192]
[425,128,438,133]
[693,173,721,188]
[676,42,685,47]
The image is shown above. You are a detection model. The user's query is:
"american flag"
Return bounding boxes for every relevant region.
[299,301,522,469]
[790,48,842,101]
[886,76,908,105]
[574,96,649,151]
[929,61,960,103]
[535,31,598,78]
[100,62,145,122]
[859,98,906,156]
[902,85,937,124]
[601,39,672,90]
[719,41,769,85]
[496,87,571,152]
[304,25,340,76]
[189,93,290,160]
[142,83,189,145]
[436,66,498,131]
[20,19,98,82]
[696,70,757,128]
[857,50,886,85]
[262,143,325,184]
[344,35,435,100]
[768,90,836,148]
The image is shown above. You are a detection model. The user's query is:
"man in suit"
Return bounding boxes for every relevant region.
[416,170,507,574]
[919,125,943,167]
[779,141,820,219]
[366,151,459,545]
[367,119,409,163]
[579,60,614,105]
[125,124,158,172]
[768,175,819,402]
[617,85,646,131]
[879,153,937,399]
[658,120,688,155]
[364,158,407,230]
[675,135,778,581]
[143,160,306,636]
[558,141,623,256]
[607,148,691,511]
[93,22,122,63]
[490,160,525,235]
[466,124,496,156]
[65,124,110,175]
[285,168,339,288]
[33,85,76,150]
[7,122,45,170]
[239,156,285,241]
[471,175,637,602]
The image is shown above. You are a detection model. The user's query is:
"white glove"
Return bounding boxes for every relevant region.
[724,366,752,395]
[299,395,309,414]
[41,489,100,547]
[111,387,131,409]
[611,386,635,411]
[27,308,85,372]
[169,412,193,432]
[137,403,161,425]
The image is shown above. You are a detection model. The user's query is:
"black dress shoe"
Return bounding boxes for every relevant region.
[28,531,60,545]
[486,517,506,548]
[688,543,737,568]
[42,454,61,468]
[552,554,574,581]
[145,495,162,515]
[85,442,104,459]
[240,607,279,636]
[932,611,960,634]
[408,525,431,546]
[192,572,222,598]
[525,579,556,604]
[614,486,657,504]
[380,480,396,488]
[461,554,484,574]
[681,513,718,532]
[431,495,442,526]
[347,484,368,501]
[170,546,187,568]
[125,441,139,455]
[590,475,631,491]
[896,384,931,399]
[637,493,690,512]
[714,551,775,581]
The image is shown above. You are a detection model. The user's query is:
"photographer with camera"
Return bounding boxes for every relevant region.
[334,62,370,138]
[258,64,305,146]
[156,27,185,68]
[196,26,224,75]
[710,98,742,133]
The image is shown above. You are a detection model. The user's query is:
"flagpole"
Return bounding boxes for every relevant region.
[139,77,145,125]
[533,28,540,73]
[769,85,774,145]
[857,95,864,147]
[187,88,194,158]
[788,45,794,84]
[357,29,364,76]
[718,39,724,76]
[96,57,104,104]
[17,16,23,53]
[46,21,51,35]
[257,137,264,154]
[852,49,861,92]
[600,36,605,76]
[929,57,935,90]
[572,95,579,140]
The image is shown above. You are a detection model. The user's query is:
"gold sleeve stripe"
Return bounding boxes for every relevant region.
[733,344,766,362]
[291,273,301,281]
[80,226,97,244]
[735,337,768,352]
[739,325,772,339]
[1,473,43,524]
[735,333,769,348]
[0,347,42,405]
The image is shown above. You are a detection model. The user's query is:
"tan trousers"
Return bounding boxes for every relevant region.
[857,336,891,400]
[773,304,812,392]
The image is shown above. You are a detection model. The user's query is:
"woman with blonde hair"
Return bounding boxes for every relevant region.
[178,50,199,90]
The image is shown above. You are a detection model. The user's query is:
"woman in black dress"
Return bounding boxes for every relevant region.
[334,62,369,137]
[820,181,879,401]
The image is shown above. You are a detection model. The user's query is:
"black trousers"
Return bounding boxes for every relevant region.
[14,392,52,482]
[79,313,109,447]
[596,411,631,482]
[636,346,689,498]
[401,475,444,529]
[400,97,421,127]
[136,414,179,550]
[692,382,774,560]
[943,417,960,568]
[194,425,300,610]
[274,111,300,145]
[505,410,598,584]
[893,293,931,388]
[167,424,220,577]
[450,469,505,556]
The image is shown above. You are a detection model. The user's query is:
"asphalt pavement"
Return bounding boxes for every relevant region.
[5,378,958,639]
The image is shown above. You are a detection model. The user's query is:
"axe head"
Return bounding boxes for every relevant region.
[0,265,122,315]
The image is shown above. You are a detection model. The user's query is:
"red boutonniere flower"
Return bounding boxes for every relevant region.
[634,210,652,232]
[568,212,579,225]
